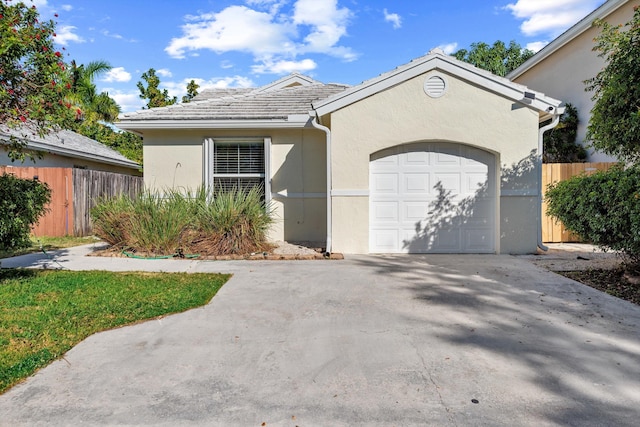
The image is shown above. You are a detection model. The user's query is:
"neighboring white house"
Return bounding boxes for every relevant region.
[508,0,635,162]
[0,126,140,174]
[118,50,562,255]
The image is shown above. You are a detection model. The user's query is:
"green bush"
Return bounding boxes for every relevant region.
[91,186,273,256]
[545,165,640,263]
[0,174,51,251]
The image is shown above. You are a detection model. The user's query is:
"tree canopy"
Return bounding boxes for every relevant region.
[137,68,177,109]
[586,6,640,163]
[0,2,76,160]
[182,79,199,103]
[452,40,534,77]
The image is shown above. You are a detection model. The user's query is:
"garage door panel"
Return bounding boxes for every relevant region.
[372,173,398,193]
[404,151,429,165]
[432,228,460,252]
[403,202,430,222]
[433,173,461,193]
[370,142,495,254]
[372,201,399,222]
[370,229,400,252]
[403,173,430,193]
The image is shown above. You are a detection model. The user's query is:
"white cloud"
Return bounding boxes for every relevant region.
[383,9,402,29]
[526,41,548,52]
[505,0,605,37]
[252,58,317,74]
[54,25,85,45]
[293,0,353,57]
[166,0,357,74]
[102,67,132,83]
[220,60,234,69]
[436,42,458,55]
[166,6,294,59]
[108,90,145,113]
[60,4,72,12]
[102,30,123,40]
[156,68,173,78]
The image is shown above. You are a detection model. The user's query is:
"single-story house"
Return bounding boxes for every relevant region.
[117,49,563,254]
[508,0,634,162]
[0,126,141,174]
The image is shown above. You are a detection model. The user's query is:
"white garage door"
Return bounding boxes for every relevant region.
[369,143,495,253]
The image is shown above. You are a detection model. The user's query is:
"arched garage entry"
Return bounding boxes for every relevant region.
[369,142,496,253]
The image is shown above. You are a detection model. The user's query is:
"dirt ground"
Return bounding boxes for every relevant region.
[523,243,639,306]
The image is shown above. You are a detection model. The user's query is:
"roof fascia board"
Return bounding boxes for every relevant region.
[507,0,628,79]
[313,55,561,116]
[16,139,139,169]
[116,118,313,131]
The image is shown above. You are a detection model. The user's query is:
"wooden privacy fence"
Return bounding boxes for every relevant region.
[542,162,616,243]
[0,166,143,237]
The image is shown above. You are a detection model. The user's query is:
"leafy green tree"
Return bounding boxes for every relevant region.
[543,104,587,163]
[0,2,76,161]
[182,79,199,103]
[74,121,142,165]
[586,7,640,163]
[137,68,177,109]
[70,60,120,123]
[453,40,534,77]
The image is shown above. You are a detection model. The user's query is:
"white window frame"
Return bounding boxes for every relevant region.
[203,137,271,202]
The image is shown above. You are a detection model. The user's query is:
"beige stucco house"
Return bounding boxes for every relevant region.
[508,0,635,162]
[118,49,562,254]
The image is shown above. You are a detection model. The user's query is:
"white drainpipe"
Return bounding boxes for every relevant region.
[310,112,332,254]
[537,113,561,252]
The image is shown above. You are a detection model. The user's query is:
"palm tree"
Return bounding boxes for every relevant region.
[70,60,121,123]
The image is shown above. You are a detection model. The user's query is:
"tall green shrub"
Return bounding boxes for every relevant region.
[545,165,640,263]
[0,174,51,250]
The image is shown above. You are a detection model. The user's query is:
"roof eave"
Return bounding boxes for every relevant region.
[507,0,629,80]
[116,117,314,132]
[22,140,140,169]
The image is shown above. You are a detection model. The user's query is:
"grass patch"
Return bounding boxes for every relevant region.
[0,269,229,394]
[0,235,100,259]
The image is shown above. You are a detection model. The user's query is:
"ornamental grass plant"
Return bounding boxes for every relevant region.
[91,186,274,256]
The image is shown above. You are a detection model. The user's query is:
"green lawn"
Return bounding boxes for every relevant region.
[0,269,229,394]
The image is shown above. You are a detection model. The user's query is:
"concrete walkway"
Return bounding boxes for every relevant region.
[1,245,639,426]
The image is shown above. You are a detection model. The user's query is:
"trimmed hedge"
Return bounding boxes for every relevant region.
[545,164,640,263]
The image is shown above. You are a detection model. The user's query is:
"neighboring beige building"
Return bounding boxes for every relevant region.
[508,0,635,162]
[0,127,141,175]
[118,50,562,255]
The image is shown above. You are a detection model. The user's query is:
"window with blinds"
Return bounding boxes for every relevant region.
[212,141,265,193]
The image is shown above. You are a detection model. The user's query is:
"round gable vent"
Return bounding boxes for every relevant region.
[424,75,447,98]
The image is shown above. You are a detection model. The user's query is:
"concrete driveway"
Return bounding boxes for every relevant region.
[1,249,639,426]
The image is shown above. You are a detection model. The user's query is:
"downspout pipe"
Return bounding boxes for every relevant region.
[309,111,332,254]
[537,113,561,252]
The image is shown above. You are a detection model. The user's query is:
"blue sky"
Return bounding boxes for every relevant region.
[31,0,606,112]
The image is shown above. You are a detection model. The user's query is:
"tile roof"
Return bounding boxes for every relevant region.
[0,126,139,169]
[191,88,254,101]
[119,83,349,122]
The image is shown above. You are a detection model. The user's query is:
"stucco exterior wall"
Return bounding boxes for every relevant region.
[512,2,634,162]
[0,149,140,175]
[142,128,327,244]
[327,70,541,254]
